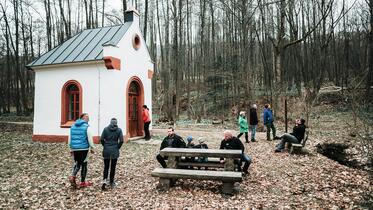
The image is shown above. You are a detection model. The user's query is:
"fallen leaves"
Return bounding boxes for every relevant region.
[0,109,372,209]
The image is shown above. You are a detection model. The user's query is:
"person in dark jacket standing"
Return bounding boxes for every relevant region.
[142,105,151,140]
[220,130,252,175]
[100,118,124,190]
[68,113,95,188]
[156,127,186,168]
[249,104,259,142]
[263,103,277,141]
[275,119,306,152]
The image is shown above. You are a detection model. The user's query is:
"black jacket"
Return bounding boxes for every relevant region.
[291,124,306,143]
[100,124,124,159]
[219,137,245,153]
[193,143,208,149]
[160,134,186,150]
[249,108,258,125]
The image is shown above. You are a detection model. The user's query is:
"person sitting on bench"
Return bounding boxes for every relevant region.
[156,127,186,168]
[186,136,195,148]
[194,138,208,163]
[275,118,306,152]
[219,130,252,175]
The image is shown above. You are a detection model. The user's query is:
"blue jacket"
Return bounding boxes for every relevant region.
[263,108,274,125]
[70,119,89,150]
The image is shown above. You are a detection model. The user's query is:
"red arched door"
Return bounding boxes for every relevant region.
[128,81,141,137]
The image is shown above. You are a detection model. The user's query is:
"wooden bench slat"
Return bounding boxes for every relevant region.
[177,161,224,168]
[160,148,242,158]
[151,168,242,182]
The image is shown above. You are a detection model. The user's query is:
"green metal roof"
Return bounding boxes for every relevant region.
[27,22,131,68]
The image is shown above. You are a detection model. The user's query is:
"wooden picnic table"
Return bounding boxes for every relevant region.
[152,148,243,194]
[160,148,242,170]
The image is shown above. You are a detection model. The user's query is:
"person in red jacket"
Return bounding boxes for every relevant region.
[142,105,151,140]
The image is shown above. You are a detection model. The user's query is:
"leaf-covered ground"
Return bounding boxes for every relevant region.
[0,107,372,209]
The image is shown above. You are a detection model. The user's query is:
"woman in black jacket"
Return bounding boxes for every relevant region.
[100,118,124,190]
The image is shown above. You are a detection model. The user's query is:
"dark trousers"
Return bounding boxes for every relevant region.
[103,158,118,183]
[266,122,276,140]
[156,154,168,168]
[237,132,249,142]
[144,121,151,139]
[71,150,88,182]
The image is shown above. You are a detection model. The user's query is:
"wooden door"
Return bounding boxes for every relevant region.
[128,82,140,137]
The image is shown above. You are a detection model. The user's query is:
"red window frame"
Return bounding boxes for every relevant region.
[61,80,83,128]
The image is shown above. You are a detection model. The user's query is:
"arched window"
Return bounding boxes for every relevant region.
[61,80,82,127]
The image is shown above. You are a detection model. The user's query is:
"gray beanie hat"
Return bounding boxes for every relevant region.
[110,118,118,126]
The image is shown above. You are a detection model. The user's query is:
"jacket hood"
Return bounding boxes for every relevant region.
[74,119,87,127]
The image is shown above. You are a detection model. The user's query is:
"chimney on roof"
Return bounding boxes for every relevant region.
[124,6,140,25]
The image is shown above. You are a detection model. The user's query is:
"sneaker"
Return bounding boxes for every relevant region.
[101,179,107,191]
[274,149,282,153]
[267,139,272,141]
[79,181,92,188]
[69,176,77,188]
[110,182,117,189]
[251,139,256,142]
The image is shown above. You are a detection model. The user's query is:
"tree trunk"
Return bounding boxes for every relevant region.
[368,0,373,101]
[144,0,148,41]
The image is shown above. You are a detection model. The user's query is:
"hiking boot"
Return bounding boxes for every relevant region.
[79,181,92,188]
[69,176,77,188]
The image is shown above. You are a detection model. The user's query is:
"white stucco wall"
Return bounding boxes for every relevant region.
[33,62,104,136]
[33,15,153,138]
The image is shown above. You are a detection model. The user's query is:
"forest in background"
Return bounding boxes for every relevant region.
[0,0,372,122]
[0,0,372,199]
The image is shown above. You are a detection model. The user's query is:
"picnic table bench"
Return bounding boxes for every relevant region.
[151,148,243,194]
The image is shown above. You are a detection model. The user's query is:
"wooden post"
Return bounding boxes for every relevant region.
[285,99,288,133]
[224,158,235,171]
[222,182,234,194]
[158,178,171,190]
[168,157,177,168]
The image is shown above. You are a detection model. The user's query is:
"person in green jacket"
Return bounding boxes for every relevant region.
[237,111,249,143]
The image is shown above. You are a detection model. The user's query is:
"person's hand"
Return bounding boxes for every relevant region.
[220,160,225,164]
[70,151,74,156]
